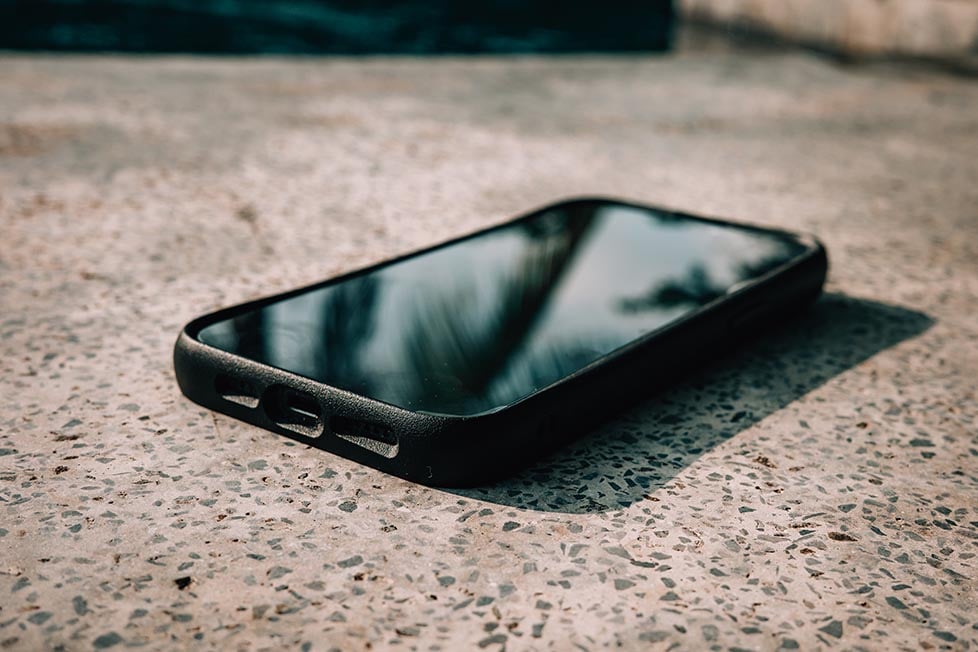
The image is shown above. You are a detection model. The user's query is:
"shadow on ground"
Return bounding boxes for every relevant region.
[448,293,933,513]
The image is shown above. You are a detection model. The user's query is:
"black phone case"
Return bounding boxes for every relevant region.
[174,198,827,487]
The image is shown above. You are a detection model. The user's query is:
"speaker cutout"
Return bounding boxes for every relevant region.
[331,416,398,458]
[214,374,259,408]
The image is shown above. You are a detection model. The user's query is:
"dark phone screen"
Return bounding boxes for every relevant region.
[197,200,810,416]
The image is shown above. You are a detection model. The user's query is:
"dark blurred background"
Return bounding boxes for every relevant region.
[0,0,675,54]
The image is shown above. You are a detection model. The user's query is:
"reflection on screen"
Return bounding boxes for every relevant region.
[198,201,808,416]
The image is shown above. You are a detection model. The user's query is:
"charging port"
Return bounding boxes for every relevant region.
[263,385,324,438]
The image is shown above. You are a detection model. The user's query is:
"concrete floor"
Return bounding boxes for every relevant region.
[1,45,977,650]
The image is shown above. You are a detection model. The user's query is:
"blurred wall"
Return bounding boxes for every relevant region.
[679,0,978,61]
[0,0,674,53]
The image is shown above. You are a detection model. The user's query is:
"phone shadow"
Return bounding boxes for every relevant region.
[448,293,933,514]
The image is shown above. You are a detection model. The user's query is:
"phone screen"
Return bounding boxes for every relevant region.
[197,200,811,416]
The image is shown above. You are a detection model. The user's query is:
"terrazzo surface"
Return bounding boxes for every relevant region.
[1,48,977,650]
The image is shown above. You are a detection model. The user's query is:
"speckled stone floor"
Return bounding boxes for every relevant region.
[1,47,977,651]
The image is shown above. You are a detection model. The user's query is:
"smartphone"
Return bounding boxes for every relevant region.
[174,198,827,486]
